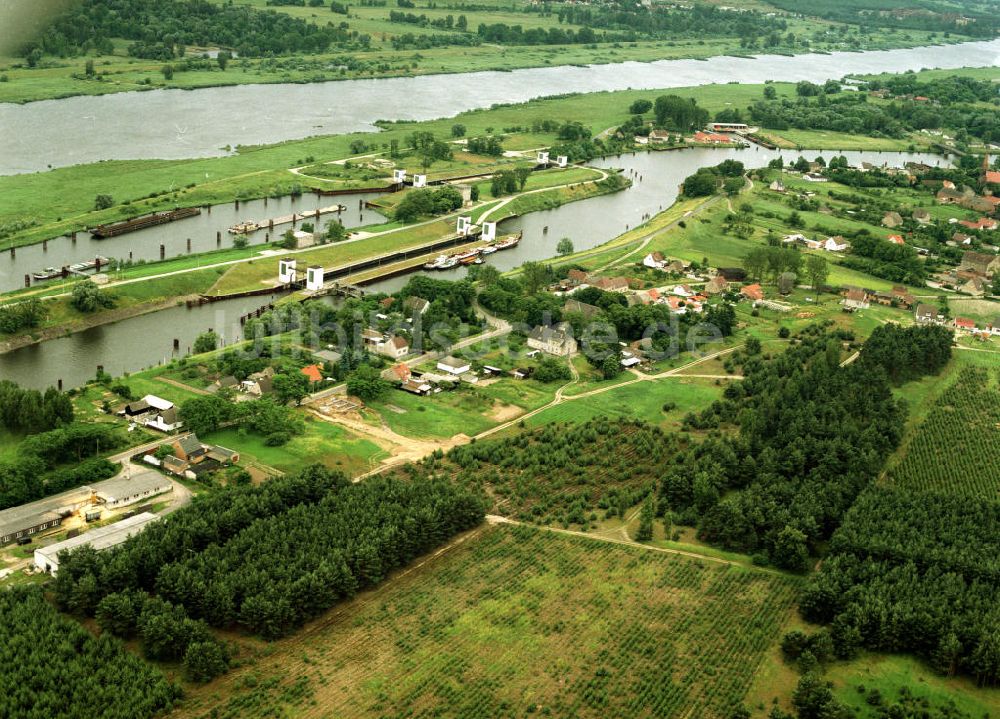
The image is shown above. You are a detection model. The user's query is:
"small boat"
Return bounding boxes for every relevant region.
[228,221,261,235]
[31,255,110,282]
[423,254,450,270]
[437,256,459,269]
[459,254,482,265]
[479,245,498,255]
[492,233,522,251]
[32,267,59,281]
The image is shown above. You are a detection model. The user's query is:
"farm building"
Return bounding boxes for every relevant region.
[437,356,472,375]
[34,513,160,576]
[0,488,90,546]
[527,323,577,356]
[91,472,172,509]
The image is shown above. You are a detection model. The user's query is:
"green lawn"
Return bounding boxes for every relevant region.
[368,386,499,439]
[203,417,388,476]
[527,376,724,429]
[828,655,1000,718]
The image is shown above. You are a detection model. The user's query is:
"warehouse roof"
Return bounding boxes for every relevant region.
[35,513,160,564]
[91,471,171,503]
[0,487,92,539]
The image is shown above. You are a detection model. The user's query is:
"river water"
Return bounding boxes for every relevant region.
[0,147,950,390]
[2,39,998,174]
[0,193,387,294]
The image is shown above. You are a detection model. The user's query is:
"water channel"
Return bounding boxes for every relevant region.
[2,39,998,174]
[0,192,388,294]
[0,146,951,390]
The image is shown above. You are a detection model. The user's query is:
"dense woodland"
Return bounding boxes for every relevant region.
[54,466,486,642]
[27,0,348,59]
[748,75,1000,144]
[0,587,180,719]
[664,323,952,571]
[802,485,1000,685]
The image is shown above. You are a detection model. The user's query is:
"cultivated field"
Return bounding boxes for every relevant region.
[887,365,1000,499]
[175,524,800,719]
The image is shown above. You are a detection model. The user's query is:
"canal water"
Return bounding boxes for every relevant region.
[0,147,950,390]
[1,39,998,174]
[0,192,388,294]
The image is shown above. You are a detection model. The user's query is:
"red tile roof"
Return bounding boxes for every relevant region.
[955,317,976,329]
[985,170,1000,185]
[301,364,323,383]
[741,283,764,301]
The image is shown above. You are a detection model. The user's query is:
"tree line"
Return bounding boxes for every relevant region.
[28,0,348,60]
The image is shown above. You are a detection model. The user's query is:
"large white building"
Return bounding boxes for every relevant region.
[34,513,160,575]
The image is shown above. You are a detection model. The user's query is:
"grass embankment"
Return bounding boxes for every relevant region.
[0,268,222,351]
[0,80,800,251]
[174,523,802,719]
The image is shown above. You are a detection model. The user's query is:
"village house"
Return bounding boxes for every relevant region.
[842,288,870,311]
[563,298,602,320]
[891,285,916,308]
[566,269,589,286]
[591,276,630,293]
[362,328,410,359]
[881,211,903,228]
[915,303,946,324]
[648,129,672,143]
[643,252,667,270]
[769,179,786,193]
[959,276,988,296]
[403,296,430,316]
[741,284,764,302]
[400,377,433,395]
[527,322,577,356]
[703,276,728,295]
[241,366,275,397]
[912,208,932,225]
[887,234,905,245]
[959,250,1000,276]
[301,364,324,385]
[952,232,973,246]
[173,434,209,464]
[937,187,972,204]
[206,375,238,394]
[692,131,731,144]
[802,173,828,183]
[954,317,977,332]
[983,169,1000,185]
[436,356,471,376]
[960,217,999,232]
[146,405,182,433]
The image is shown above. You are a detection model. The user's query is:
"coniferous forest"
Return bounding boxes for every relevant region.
[0,587,181,719]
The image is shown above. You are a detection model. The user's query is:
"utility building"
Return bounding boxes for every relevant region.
[34,513,160,576]
[278,258,297,284]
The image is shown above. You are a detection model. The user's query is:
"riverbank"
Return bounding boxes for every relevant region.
[0,294,198,354]
[0,30,962,106]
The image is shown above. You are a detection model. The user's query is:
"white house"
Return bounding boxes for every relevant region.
[306,265,324,291]
[643,252,667,269]
[378,336,409,359]
[481,221,497,242]
[278,258,297,283]
[802,173,828,182]
[437,356,471,375]
[145,406,182,432]
[527,322,577,356]
[413,174,427,188]
[823,236,849,252]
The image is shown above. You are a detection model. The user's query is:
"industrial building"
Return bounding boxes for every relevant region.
[34,513,160,575]
[0,469,172,546]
